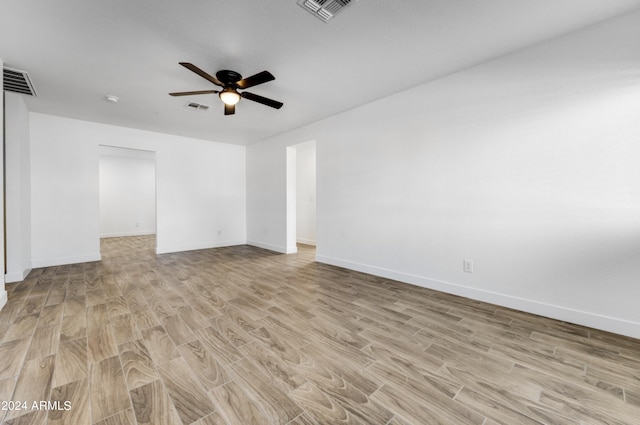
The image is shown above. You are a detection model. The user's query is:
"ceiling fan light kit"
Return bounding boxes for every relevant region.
[169,63,283,116]
[219,88,240,106]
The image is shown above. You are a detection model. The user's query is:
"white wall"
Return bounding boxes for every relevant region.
[247,139,287,252]
[30,113,246,266]
[285,146,297,254]
[4,92,31,282]
[99,146,156,238]
[296,141,316,245]
[249,140,317,252]
[246,10,640,338]
[0,60,6,309]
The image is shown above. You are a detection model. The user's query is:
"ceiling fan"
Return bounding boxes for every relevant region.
[169,62,283,115]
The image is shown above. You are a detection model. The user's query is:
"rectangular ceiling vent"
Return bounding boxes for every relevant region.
[3,67,37,96]
[297,0,355,22]
[185,101,210,112]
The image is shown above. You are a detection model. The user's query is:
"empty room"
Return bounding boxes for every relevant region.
[1,1,640,424]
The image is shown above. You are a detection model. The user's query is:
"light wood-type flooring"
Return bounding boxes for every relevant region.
[0,235,639,424]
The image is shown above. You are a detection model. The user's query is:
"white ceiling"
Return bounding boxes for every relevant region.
[2,0,640,145]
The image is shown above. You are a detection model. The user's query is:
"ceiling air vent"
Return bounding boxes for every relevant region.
[3,67,37,96]
[297,0,355,22]
[185,101,210,112]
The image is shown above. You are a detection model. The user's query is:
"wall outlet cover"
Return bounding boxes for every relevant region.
[463,259,474,273]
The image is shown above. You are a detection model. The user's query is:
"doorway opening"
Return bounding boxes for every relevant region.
[98,145,157,256]
[286,141,316,254]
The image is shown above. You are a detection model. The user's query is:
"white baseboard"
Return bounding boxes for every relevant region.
[5,268,32,283]
[31,253,102,268]
[246,240,289,254]
[156,240,246,255]
[0,290,7,311]
[247,240,298,254]
[296,238,316,246]
[316,254,640,340]
[100,231,156,238]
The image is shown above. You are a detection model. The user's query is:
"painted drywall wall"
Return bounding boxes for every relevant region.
[99,147,156,238]
[246,10,640,337]
[285,146,297,253]
[0,60,6,309]
[30,113,246,266]
[4,92,32,282]
[248,140,317,252]
[296,141,316,245]
[247,139,287,252]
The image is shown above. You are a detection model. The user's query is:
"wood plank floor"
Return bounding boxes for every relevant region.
[1,235,639,424]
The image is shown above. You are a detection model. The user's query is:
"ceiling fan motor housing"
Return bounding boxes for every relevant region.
[216,70,242,86]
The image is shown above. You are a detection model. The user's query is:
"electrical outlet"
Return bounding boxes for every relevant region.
[463,259,474,273]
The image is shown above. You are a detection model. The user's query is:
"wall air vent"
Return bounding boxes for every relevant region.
[3,67,37,96]
[185,101,210,112]
[297,0,355,23]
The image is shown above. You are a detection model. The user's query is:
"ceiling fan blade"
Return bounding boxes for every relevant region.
[224,103,236,115]
[179,62,224,87]
[241,91,283,109]
[236,71,275,89]
[169,90,219,96]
